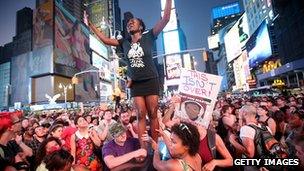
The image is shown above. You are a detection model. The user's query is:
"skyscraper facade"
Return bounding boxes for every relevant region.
[16,7,33,36]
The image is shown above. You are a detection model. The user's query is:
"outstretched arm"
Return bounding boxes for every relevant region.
[89,21,120,46]
[153,0,172,36]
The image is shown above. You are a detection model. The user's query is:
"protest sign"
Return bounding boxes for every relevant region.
[177,69,222,128]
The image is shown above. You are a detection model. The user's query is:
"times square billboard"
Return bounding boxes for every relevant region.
[54,0,99,102]
[32,0,99,102]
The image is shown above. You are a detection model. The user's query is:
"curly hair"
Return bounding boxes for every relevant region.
[171,122,200,156]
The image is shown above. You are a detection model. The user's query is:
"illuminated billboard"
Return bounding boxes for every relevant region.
[90,34,108,59]
[163,31,180,54]
[212,2,240,20]
[246,21,272,68]
[54,1,97,102]
[162,9,178,32]
[208,34,219,49]
[33,0,53,49]
[161,0,175,10]
[92,52,111,81]
[165,54,182,80]
[182,53,192,69]
[238,14,250,48]
[224,25,241,63]
[224,13,249,63]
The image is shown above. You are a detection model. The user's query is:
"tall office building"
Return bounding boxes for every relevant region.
[16,7,33,36]
[0,62,10,109]
[243,0,274,36]
[255,0,304,88]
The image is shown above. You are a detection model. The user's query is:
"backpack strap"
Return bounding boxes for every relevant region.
[207,129,216,159]
[265,117,270,125]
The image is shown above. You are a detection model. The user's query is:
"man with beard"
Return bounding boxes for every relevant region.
[119,107,138,138]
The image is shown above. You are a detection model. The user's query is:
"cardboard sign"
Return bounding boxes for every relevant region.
[177,69,222,128]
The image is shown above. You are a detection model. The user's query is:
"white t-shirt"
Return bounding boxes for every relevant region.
[240,123,272,140]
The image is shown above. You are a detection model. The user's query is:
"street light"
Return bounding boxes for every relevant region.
[59,83,72,109]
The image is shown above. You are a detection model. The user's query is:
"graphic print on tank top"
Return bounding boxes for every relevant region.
[128,42,145,68]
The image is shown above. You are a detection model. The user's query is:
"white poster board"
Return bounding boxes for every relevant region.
[177,69,222,128]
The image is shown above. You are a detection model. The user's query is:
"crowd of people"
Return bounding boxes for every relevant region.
[0,92,303,171]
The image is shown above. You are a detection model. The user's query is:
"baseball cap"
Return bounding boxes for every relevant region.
[109,123,126,138]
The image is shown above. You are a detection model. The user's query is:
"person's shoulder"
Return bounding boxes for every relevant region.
[127,137,140,144]
[240,125,256,135]
[103,139,116,148]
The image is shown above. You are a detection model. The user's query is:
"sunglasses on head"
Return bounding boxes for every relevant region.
[179,123,192,136]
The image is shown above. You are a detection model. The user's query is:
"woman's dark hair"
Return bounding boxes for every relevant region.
[220,105,231,115]
[136,18,146,32]
[35,137,62,169]
[74,115,85,125]
[171,122,200,156]
[271,110,285,123]
[259,106,269,113]
[45,149,74,171]
[49,124,63,135]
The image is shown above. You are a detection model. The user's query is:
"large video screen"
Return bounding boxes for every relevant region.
[224,13,250,63]
[163,31,180,54]
[224,24,242,63]
[54,0,98,102]
[33,0,53,49]
[246,21,272,68]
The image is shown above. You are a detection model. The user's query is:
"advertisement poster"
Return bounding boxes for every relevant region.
[165,54,182,80]
[33,0,53,49]
[177,69,222,128]
[54,1,97,102]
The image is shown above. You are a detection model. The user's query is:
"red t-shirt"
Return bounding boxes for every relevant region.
[61,126,77,151]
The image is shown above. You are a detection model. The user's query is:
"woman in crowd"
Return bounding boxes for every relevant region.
[70,116,101,171]
[153,122,202,171]
[36,137,62,170]
[89,0,173,148]
[196,124,233,171]
[257,105,276,135]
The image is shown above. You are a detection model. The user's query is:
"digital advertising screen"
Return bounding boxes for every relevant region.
[224,13,250,63]
[33,0,53,49]
[246,21,272,68]
[163,30,181,54]
[212,2,240,20]
[54,0,97,102]
[92,52,111,82]
[90,34,108,60]
[224,24,242,63]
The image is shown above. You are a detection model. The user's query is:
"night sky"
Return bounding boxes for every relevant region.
[0,0,237,69]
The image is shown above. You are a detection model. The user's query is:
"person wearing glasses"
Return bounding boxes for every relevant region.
[89,0,173,148]
[152,122,202,171]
